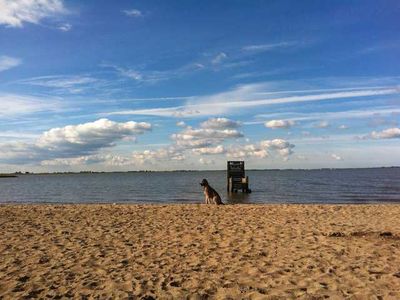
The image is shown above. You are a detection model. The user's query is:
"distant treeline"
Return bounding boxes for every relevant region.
[1,166,399,176]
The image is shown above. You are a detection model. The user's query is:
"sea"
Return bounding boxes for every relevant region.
[0,168,399,204]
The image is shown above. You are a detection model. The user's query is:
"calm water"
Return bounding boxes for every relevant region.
[0,168,399,204]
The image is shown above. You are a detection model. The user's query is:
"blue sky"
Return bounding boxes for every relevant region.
[0,0,399,171]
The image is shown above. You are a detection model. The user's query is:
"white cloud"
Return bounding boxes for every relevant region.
[187,85,400,117]
[199,158,215,165]
[123,9,143,17]
[338,124,348,129]
[102,62,205,85]
[116,67,143,81]
[228,144,269,159]
[107,83,264,117]
[41,154,132,167]
[0,119,152,164]
[37,118,150,148]
[331,154,342,160]
[131,147,185,164]
[176,121,186,127]
[20,75,98,88]
[369,127,400,139]
[0,55,21,71]
[18,75,101,94]
[225,89,399,109]
[57,22,71,31]
[0,131,39,140]
[255,107,400,126]
[296,155,308,160]
[106,106,192,118]
[265,119,295,129]
[200,117,240,129]
[170,118,244,158]
[192,145,225,155]
[211,52,228,65]
[0,93,59,117]
[227,139,294,160]
[172,127,243,149]
[242,41,298,52]
[106,84,400,118]
[102,64,166,84]
[0,0,66,27]
[314,120,330,128]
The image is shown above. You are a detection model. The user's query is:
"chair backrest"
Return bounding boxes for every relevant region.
[227,161,245,180]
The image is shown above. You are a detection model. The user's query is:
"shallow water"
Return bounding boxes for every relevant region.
[0,168,399,204]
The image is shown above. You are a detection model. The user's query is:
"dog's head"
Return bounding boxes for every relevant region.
[200,178,209,187]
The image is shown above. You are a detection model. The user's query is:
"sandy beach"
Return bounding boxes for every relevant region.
[1,204,400,299]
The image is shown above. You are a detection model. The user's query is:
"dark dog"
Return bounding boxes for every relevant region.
[200,179,223,205]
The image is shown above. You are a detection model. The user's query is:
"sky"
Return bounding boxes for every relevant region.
[0,0,399,172]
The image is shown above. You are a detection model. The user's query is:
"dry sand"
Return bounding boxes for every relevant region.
[1,204,400,299]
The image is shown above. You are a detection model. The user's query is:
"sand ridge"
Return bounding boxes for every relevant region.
[1,204,400,299]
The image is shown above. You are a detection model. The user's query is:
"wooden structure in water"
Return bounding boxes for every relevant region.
[227,161,251,193]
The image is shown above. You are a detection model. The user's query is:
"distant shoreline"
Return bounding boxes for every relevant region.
[2,166,399,176]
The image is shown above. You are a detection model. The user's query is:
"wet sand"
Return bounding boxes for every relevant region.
[1,204,400,299]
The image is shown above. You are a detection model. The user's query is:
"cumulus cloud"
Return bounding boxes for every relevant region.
[123,9,143,17]
[0,119,152,164]
[0,55,21,71]
[172,127,243,149]
[192,145,225,155]
[200,117,240,129]
[199,158,215,165]
[176,121,186,127]
[265,119,295,129]
[227,139,295,160]
[0,0,66,27]
[169,117,245,163]
[37,118,150,148]
[175,128,242,140]
[331,154,342,161]
[131,147,185,164]
[227,144,269,159]
[368,127,400,139]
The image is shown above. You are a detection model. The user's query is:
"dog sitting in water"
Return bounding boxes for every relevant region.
[200,179,224,205]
